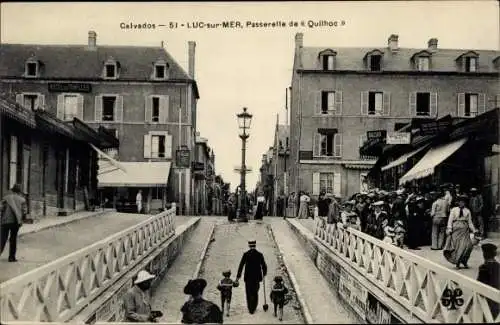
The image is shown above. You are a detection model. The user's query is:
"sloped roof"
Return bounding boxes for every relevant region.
[0,44,191,81]
[300,47,500,72]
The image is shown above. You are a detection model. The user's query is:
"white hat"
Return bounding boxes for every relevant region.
[134,270,155,284]
[373,201,385,206]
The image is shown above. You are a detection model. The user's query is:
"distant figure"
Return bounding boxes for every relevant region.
[476,243,499,317]
[469,188,485,237]
[123,270,163,322]
[181,278,223,324]
[136,190,143,214]
[317,191,329,220]
[255,192,265,220]
[236,240,268,314]
[270,275,289,321]
[217,270,238,317]
[297,192,310,219]
[393,220,406,248]
[0,184,27,262]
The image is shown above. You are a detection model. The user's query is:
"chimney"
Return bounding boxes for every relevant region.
[388,34,399,52]
[188,41,196,79]
[295,33,304,68]
[428,38,438,52]
[88,31,97,50]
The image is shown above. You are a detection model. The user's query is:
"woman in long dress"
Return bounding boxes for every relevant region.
[443,195,479,269]
[297,191,310,219]
[254,192,265,220]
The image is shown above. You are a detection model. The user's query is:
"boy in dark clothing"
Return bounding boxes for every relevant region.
[477,243,499,318]
[217,270,237,317]
[270,275,289,321]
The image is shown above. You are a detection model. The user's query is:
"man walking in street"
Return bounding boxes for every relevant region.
[136,190,143,214]
[430,190,449,250]
[0,184,27,262]
[236,240,268,314]
[469,188,485,238]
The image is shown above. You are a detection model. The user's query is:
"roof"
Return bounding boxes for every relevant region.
[97,161,172,187]
[300,46,500,72]
[0,95,36,128]
[0,43,194,81]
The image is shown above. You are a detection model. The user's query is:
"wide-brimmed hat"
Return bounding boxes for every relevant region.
[325,192,334,198]
[373,201,385,206]
[344,200,356,206]
[415,196,425,202]
[184,278,207,295]
[134,270,155,284]
[470,188,478,192]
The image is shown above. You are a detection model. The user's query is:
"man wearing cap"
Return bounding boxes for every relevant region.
[469,188,485,238]
[477,243,499,317]
[236,240,268,314]
[123,270,163,322]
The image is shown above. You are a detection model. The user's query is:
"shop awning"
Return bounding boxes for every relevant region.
[381,144,430,172]
[90,144,127,174]
[399,138,468,185]
[98,161,172,187]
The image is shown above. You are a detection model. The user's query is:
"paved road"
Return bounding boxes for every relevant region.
[0,213,193,283]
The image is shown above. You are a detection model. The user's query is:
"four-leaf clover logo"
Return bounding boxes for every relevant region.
[441,287,464,310]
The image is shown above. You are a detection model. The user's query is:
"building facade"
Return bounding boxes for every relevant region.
[289,32,500,201]
[0,31,200,214]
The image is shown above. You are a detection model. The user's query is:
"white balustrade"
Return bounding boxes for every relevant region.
[314,219,500,323]
[0,205,177,323]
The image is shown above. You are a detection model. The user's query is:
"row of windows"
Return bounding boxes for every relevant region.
[24,58,170,80]
[312,172,368,196]
[16,93,174,123]
[314,91,496,118]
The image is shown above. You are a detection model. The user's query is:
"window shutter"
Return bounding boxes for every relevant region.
[409,92,417,116]
[315,91,321,115]
[165,134,173,159]
[115,95,124,122]
[361,91,368,115]
[143,134,152,158]
[496,94,500,108]
[359,135,367,148]
[57,94,65,120]
[333,172,341,197]
[95,95,103,121]
[313,133,319,156]
[160,95,169,123]
[312,172,320,195]
[37,94,45,110]
[457,93,465,117]
[334,133,342,157]
[145,95,153,122]
[478,93,486,115]
[76,94,84,120]
[335,91,342,115]
[383,92,391,116]
[16,94,23,106]
[430,92,438,117]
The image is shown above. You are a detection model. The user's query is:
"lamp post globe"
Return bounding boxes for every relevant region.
[236,107,252,222]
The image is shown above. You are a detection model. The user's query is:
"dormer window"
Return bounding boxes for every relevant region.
[318,49,337,71]
[411,50,432,71]
[364,50,384,72]
[24,58,40,78]
[103,58,119,80]
[465,57,477,72]
[417,57,430,71]
[152,60,169,80]
[456,51,479,72]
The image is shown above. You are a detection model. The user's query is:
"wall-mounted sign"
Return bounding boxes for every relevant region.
[192,162,205,171]
[338,269,368,320]
[176,148,191,168]
[367,130,387,140]
[386,132,411,145]
[419,117,452,136]
[48,82,92,93]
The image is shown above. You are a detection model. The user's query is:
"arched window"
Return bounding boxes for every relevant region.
[411,50,432,71]
[103,57,120,79]
[318,49,337,71]
[363,49,384,72]
[456,51,479,72]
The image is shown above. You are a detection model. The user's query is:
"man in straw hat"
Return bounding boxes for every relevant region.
[123,270,163,322]
[366,201,388,240]
[236,240,268,314]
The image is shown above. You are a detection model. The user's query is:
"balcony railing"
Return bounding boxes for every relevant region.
[0,205,176,323]
[314,219,500,323]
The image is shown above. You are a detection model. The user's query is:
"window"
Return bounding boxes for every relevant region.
[155,64,166,79]
[23,94,38,110]
[63,95,79,120]
[320,133,334,156]
[417,57,430,71]
[320,173,334,194]
[9,135,18,189]
[315,131,341,157]
[26,62,38,77]
[370,55,381,71]
[151,135,166,158]
[323,55,335,70]
[368,92,383,115]
[465,57,477,72]
[102,96,116,121]
[321,91,335,114]
[105,64,116,78]
[152,97,160,122]
[464,94,478,117]
[416,92,431,116]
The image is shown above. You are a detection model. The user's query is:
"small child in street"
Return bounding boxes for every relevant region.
[216,270,237,317]
[382,219,395,244]
[270,275,289,321]
[393,220,406,248]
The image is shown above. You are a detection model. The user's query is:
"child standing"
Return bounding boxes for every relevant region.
[393,220,406,248]
[270,275,289,321]
[216,270,237,317]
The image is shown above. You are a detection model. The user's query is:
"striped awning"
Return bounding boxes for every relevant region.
[381,144,430,172]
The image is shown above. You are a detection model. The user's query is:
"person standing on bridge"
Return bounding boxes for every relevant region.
[236,240,268,314]
[136,190,143,214]
[0,184,28,262]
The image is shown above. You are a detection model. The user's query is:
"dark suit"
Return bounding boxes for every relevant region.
[236,248,268,313]
[477,260,500,317]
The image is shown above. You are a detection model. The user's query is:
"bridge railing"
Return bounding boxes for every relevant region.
[0,204,176,323]
[314,219,500,323]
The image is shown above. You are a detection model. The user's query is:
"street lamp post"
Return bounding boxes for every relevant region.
[236,107,253,222]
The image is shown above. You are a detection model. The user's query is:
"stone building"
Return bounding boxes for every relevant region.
[0,31,200,214]
[289,32,500,201]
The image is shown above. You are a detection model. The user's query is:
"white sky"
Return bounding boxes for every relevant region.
[1,1,499,191]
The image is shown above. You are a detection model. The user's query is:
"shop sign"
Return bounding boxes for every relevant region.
[48,82,92,93]
[176,148,191,168]
[367,130,387,140]
[419,118,452,135]
[316,250,341,291]
[338,269,368,319]
[386,132,411,145]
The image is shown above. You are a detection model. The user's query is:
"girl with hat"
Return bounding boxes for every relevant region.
[181,278,223,324]
[123,270,163,322]
[365,201,388,240]
[270,275,289,321]
[217,270,238,317]
[339,200,361,231]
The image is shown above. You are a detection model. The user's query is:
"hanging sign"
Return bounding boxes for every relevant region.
[386,132,411,145]
[176,148,190,168]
